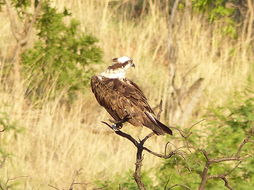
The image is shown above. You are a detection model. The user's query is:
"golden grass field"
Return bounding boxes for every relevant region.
[0,0,253,189]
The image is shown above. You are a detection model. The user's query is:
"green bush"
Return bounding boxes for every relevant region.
[192,0,240,37]
[22,2,102,102]
[95,170,154,190]
[158,96,254,189]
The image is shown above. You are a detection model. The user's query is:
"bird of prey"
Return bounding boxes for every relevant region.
[91,56,172,135]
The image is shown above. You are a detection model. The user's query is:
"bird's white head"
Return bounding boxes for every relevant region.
[100,56,135,79]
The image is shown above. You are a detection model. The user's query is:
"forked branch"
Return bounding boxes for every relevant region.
[101,117,184,190]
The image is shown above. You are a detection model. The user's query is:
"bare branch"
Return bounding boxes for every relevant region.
[200,149,210,161]
[101,120,182,159]
[101,117,184,190]
[210,157,241,163]
[102,121,139,147]
[164,141,172,155]
[189,119,206,130]
[199,162,210,190]
[134,156,146,190]
[168,0,181,59]
[198,129,254,190]
[0,157,6,169]
[1,175,29,190]
[168,119,204,139]
[157,100,163,120]
[235,136,252,158]
[153,99,163,120]
[4,0,20,42]
[140,132,155,145]
[20,0,42,48]
[208,175,233,190]
[68,168,83,190]
[48,184,61,190]
[227,161,242,176]
[143,146,177,159]
[169,126,189,138]
[168,183,191,190]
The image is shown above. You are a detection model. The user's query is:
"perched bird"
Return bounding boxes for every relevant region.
[91,56,172,135]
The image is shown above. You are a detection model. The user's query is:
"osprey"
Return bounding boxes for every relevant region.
[91,56,172,135]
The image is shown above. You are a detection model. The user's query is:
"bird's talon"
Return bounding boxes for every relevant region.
[111,124,120,131]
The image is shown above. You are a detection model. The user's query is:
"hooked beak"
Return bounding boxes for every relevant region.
[131,63,135,68]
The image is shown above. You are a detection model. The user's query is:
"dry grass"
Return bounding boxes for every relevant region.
[0,0,253,189]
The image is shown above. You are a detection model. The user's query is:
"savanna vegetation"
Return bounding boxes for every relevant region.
[0,0,253,189]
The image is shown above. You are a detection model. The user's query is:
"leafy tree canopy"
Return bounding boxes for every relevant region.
[21,1,103,102]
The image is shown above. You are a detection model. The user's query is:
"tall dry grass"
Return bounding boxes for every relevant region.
[0,0,253,189]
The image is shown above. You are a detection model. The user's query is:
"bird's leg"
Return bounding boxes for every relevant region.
[111,123,122,131]
[110,114,132,130]
[108,119,122,130]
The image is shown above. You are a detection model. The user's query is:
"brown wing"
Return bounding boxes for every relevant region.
[121,79,154,114]
[91,75,172,135]
[91,75,122,121]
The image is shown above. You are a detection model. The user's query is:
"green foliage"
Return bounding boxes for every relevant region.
[0,178,23,190]
[158,96,254,189]
[0,0,4,11]
[8,0,31,18]
[21,1,102,102]
[95,170,154,190]
[95,94,254,189]
[192,0,239,37]
[192,0,235,20]
[11,0,30,9]
[0,111,23,190]
[111,0,240,37]
[0,111,23,157]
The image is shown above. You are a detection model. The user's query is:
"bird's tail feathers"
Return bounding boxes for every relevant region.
[154,118,173,135]
[145,112,173,135]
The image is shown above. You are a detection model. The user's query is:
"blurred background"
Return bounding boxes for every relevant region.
[0,0,253,189]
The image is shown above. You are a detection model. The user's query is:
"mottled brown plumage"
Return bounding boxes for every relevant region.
[90,56,172,135]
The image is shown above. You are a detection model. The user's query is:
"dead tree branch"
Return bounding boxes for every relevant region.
[101,117,185,190]
[100,106,201,190]
[168,0,181,60]
[198,129,254,190]
[3,0,42,93]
